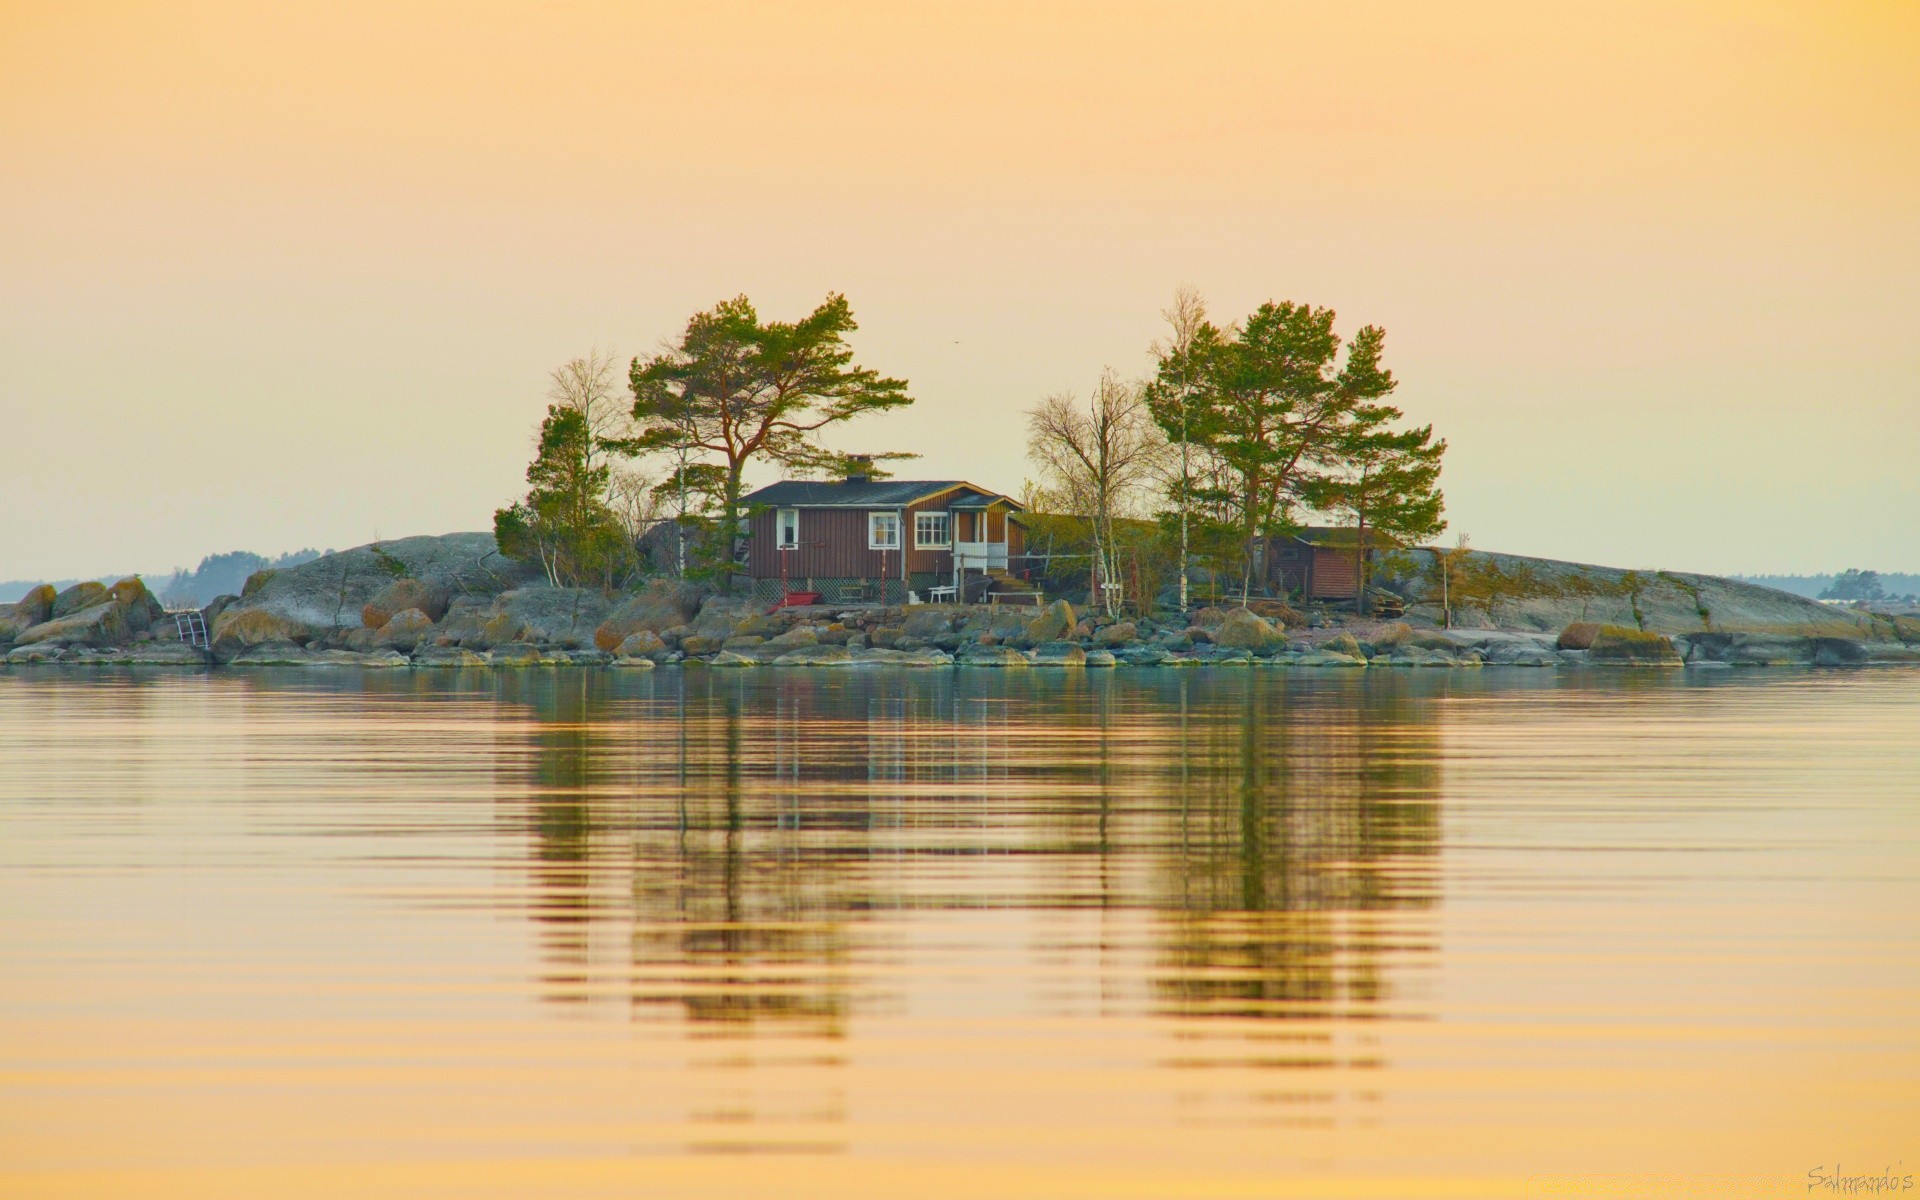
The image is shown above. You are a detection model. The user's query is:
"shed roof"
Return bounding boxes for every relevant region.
[743,479,1019,509]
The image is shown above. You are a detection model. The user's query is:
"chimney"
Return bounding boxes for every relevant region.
[845,455,872,486]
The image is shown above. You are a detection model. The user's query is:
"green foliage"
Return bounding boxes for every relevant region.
[1146,299,1441,602]
[620,293,911,589]
[1821,568,1884,601]
[495,404,632,589]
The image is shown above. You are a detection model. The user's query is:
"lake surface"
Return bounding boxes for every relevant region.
[2,665,1916,1199]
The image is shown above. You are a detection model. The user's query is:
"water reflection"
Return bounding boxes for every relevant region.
[476,669,1450,1143]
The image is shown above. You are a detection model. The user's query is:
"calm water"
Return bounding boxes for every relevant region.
[2,665,1916,1199]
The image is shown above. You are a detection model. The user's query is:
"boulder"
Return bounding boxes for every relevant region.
[1587,625,1683,666]
[69,647,133,665]
[1023,600,1075,645]
[1557,622,1603,650]
[7,641,66,663]
[211,606,322,656]
[709,651,759,667]
[1323,633,1364,658]
[228,640,316,665]
[125,643,209,665]
[17,601,132,648]
[1484,642,1560,667]
[901,609,952,640]
[1810,637,1868,668]
[775,645,856,667]
[1369,621,1415,648]
[593,579,707,651]
[10,584,56,627]
[958,645,1029,667]
[680,635,722,656]
[760,627,820,654]
[1084,649,1118,668]
[1190,606,1228,628]
[1115,645,1171,666]
[213,532,539,641]
[611,655,657,669]
[721,635,766,651]
[51,581,108,618]
[1030,641,1087,667]
[107,579,163,628]
[1679,632,1803,666]
[1095,621,1139,648]
[1212,609,1286,654]
[1291,650,1368,668]
[308,648,410,668]
[488,642,562,667]
[614,630,668,659]
[362,578,450,627]
[374,608,437,648]
[852,645,948,664]
[478,587,612,649]
[412,645,490,668]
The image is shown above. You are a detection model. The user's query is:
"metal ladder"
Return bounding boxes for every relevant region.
[169,610,210,650]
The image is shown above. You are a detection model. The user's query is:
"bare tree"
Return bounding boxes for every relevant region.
[547,348,629,472]
[1026,370,1170,615]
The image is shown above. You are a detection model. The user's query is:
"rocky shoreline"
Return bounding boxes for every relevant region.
[5,533,1918,673]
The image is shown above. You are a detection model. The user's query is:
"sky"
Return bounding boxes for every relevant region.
[2,0,1916,580]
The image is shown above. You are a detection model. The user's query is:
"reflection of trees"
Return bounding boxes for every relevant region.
[496,666,1448,1142]
[1153,678,1441,1021]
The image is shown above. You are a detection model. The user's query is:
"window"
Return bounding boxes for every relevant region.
[914,511,951,549]
[867,511,900,550]
[776,508,799,550]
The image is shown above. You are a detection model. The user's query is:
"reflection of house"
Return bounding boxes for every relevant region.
[1266,527,1384,602]
[741,474,1026,604]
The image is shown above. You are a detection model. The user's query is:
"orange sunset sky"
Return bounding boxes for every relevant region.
[2,1,1916,579]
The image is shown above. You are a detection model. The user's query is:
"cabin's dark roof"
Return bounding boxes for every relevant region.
[743,479,1018,509]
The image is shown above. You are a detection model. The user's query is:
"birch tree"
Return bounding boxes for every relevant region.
[1025,370,1169,615]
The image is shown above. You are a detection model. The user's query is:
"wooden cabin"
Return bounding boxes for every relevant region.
[740,477,1027,604]
[1265,527,1375,602]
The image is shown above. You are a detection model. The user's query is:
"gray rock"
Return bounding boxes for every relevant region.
[479,587,613,649]
[1023,600,1075,645]
[216,533,540,641]
[1029,640,1087,667]
[7,641,66,663]
[1811,637,1868,667]
[489,642,563,667]
[361,577,451,627]
[374,608,437,649]
[412,645,490,668]
[759,627,820,654]
[1095,621,1138,647]
[901,609,952,640]
[594,579,707,651]
[958,645,1030,667]
[615,630,669,659]
[774,645,855,667]
[1114,645,1171,666]
[51,581,108,618]
[611,655,658,669]
[308,648,410,668]
[228,641,315,665]
[709,651,759,667]
[1212,609,1286,654]
[125,643,209,666]
[1084,649,1117,667]
[1289,650,1368,668]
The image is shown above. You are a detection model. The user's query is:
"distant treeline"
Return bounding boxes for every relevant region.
[0,548,326,608]
[1736,572,1920,601]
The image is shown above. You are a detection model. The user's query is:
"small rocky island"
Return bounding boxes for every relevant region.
[5,532,1918,672]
